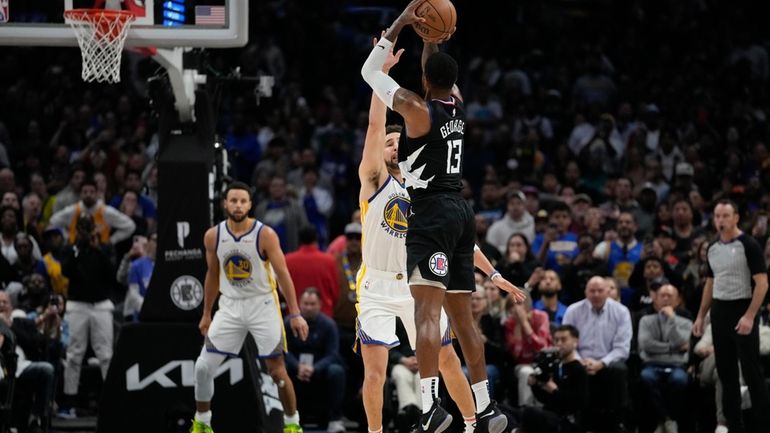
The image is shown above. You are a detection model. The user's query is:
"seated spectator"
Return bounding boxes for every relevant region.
[638,284,693,433]
[124,233,156,321]
[484,277,510,323]
[531,201,579,273]
[1,206,43,265]
[671,198,702,261]
[9,233,48,285]
[108,169,157,233]
[533,270,568,327]
[498,233,541,288]
[503,294,552,407]
[254,176,309,253]
[563,276,632,433]
[299,167,333,248]
[487,191,535,254]
[593,212,642,290]
[22,192,44,242]
[48,178,136,247]
[0,291,55,433]
[284,289,346,433]
[528,324,589,432]
[605,277,621,303]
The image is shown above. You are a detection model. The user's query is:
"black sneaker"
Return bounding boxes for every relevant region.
[411,398,452,433]
[473,400,507,433]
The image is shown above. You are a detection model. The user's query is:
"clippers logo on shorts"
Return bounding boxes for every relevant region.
[170,275,203,310]
[382,195,410,236]
[429,252,449,277]
[223,251,253,286]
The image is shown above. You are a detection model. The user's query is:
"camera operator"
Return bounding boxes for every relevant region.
[527,324,588,432]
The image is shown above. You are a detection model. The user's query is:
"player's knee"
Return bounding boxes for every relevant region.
[195,357,213,383]
[268,364,288,383]
[438,345,460,371]
[364,367,386,386]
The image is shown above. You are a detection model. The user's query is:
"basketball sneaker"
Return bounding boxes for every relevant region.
[412,398,452,433]
[283,423,303,433]
[473,400,507,433]
[190,419,214,433]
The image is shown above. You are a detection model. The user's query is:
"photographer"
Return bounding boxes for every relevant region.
[527,325,588,432]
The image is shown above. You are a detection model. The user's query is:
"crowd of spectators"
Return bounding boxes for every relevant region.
[1,1,770,432]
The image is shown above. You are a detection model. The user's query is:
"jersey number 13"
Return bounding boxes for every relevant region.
[446,139,462,174]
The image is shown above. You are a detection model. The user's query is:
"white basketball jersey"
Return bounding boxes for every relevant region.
[216,219,276,298]
[360,176,410,272]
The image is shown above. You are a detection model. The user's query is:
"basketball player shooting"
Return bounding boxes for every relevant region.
[361,1,525,432]
[357,33,523,433]
[192,181,309,433]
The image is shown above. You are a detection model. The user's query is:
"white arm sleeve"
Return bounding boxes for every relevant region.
[361,38,401,109]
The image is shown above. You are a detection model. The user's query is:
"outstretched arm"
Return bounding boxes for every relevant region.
[361,0,431,137]
[359,37,404,201]
[473,244,526,302]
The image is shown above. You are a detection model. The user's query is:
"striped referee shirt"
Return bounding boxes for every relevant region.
[706,233,766,300]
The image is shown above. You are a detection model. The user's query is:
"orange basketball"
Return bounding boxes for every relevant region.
[412,0,456,43]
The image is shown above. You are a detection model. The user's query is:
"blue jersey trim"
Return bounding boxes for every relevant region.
[367,175,392,203]
[255,223,267,261]
[225,220,258,242]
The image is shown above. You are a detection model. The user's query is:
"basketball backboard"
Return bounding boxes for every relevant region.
[0,0,246,48]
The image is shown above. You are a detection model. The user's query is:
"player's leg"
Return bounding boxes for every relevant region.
[438,344,476,433]
[193,297,246,431]
[358,287,403,433]
[361,344,389,432]
[444,203,507,433]
[248,294,301,430]
[263,355,299,420]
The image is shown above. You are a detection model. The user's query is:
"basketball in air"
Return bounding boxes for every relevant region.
[412,0,456,43]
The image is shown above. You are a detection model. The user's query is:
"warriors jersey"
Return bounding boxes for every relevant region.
[360,175,410,272]
[398,96,465,201]
[216,219,276,298]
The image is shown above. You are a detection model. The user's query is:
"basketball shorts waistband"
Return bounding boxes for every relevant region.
[362,267,408,281]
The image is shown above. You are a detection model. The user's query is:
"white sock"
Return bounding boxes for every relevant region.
[420,377,439,414]
[195,410,212,425]
[284,411,300,425]
[368,428,383,433]
[463,415,476,433]
[471,380,491,413]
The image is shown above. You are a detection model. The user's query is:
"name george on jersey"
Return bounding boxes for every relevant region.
[439,119,465,139]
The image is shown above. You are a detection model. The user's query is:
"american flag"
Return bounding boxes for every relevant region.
[195,5,225,25]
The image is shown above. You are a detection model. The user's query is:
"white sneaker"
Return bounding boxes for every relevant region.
[327,420,346,433]
[663,419,678,433]
[714,425,728,433]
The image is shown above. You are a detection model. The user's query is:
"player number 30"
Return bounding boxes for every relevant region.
[446,139,462,174]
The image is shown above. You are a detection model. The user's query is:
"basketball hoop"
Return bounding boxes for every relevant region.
[64,9,135,83]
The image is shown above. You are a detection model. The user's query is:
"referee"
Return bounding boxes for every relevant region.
[693,199,770,433]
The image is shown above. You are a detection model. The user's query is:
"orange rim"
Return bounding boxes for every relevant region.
[63,8,134,23]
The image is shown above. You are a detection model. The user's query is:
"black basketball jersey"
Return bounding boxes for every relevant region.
[398,96,466,201]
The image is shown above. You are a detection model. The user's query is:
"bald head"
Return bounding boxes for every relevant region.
[585,276,609,310]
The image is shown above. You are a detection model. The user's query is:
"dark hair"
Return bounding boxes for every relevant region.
[385,124,403,135]
[224,181,252,200]
[298,226,318,245]
[505,232,534,262]
[549,200,571,215]
[125,169,142,180]
[554,324,579,339]
[424,52,458,90]
[302,287,320,300]
[715,198,739,214]
[672,198,693,211]
[80,177,97,192]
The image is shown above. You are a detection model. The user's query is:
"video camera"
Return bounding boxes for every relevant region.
[532,347,561,382]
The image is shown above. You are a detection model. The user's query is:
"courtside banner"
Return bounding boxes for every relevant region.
[98,323,283,433]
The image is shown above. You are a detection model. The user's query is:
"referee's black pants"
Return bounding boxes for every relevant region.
[712,299,770,433]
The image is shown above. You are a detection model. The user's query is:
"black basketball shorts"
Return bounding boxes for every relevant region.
[405,193,476,292]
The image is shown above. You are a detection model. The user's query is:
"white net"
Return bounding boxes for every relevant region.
[64,9,135,83]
